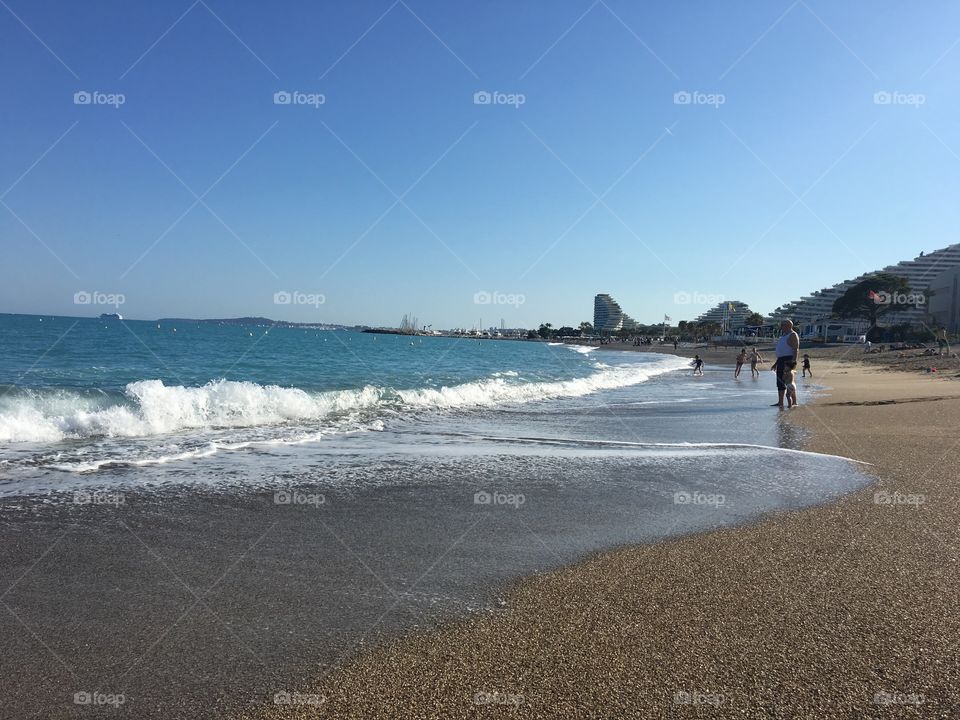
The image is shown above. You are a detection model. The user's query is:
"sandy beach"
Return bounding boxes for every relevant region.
[594,339,960,378]
[244,357,960,718]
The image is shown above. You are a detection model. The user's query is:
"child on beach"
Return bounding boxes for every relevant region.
[784,365,798,407]
[802,354,812,377]
[735,349,747,378]
[750,348,763,378]
[692,355,704,376]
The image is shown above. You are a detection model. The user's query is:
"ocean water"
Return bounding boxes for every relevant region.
[0,313,864,504]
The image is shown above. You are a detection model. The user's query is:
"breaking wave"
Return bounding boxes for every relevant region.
[0,355,688,443]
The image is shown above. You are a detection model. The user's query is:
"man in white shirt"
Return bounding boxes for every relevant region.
[772,319,800,409]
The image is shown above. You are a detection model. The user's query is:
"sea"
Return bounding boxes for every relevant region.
[0,313,867,506]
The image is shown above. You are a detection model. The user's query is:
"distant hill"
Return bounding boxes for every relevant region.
[156,317,365,330]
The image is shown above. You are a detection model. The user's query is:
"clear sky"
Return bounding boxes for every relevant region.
[2,1,959,328]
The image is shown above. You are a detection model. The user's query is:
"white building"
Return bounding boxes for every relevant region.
[593,294,638,333]
[771,243,960,327]
[693,300,757,330]
[929,266,960,333]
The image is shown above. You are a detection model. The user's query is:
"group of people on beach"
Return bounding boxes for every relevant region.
[733,347,768,379]
[692,319,811,409]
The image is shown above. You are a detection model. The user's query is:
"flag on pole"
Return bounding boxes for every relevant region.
[664,314,671,322]
[727,303,735,312]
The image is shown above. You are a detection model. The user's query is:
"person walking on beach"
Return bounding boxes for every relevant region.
[802,354,812,377]
[771,319,800,408]
[692,355,704,376]
[750,347,764,378]
[937,328,950,356]
[735,348,747,378]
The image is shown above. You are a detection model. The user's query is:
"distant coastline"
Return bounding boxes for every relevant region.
[0,312,364,331]
[155,316,360,330]
[1,313,543,340]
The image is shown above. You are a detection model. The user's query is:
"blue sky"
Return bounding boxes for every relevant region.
[2,0,959,328]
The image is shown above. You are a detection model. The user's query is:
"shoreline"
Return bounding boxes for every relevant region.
[4,356,956,718]
[2,367,866,720]
[591,339,960,378]
[249,363,960,718]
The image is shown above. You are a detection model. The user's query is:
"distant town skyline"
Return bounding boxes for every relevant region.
[3,2,959,328]
[19,239,956,333]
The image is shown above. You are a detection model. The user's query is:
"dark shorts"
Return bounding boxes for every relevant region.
[775,356,796,391]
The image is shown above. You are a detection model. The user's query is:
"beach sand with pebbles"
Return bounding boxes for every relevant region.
[244,359,960,719]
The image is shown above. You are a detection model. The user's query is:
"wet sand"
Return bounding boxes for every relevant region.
[247,363,960,719]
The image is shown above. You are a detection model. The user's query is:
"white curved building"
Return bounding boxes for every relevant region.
[693,300,756,329]
[772,243,960,327]
[593,294,638,333]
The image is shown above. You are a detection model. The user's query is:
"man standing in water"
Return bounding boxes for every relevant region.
[771,319,800,408]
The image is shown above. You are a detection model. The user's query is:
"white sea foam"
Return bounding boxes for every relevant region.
[0,355,689,444]
[450,434,870,465]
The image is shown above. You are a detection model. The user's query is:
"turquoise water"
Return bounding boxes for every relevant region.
[1,315,609,393]
[0,313,690,479]
[0,313,868,511]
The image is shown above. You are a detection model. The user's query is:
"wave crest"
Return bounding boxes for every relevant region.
[0,355,687,443]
